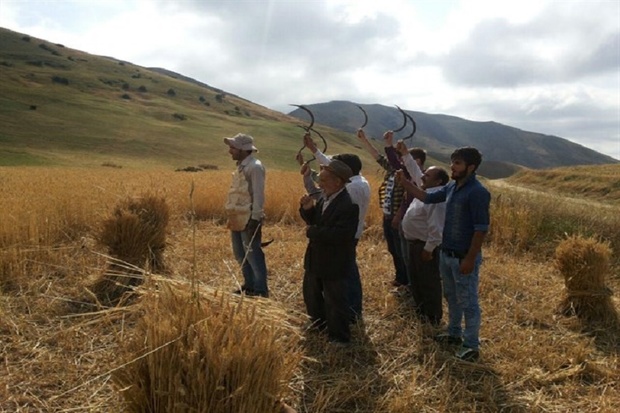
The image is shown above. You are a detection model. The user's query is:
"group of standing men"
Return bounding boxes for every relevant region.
[223,125,490,361]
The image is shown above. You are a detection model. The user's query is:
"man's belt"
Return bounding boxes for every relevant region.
[441,248,466,259]
[408,239,426,245]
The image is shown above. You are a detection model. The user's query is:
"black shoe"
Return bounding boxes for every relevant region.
[246,289,269,298]
[233,286,254,295]
[455,346,479,361]
[391,279,408,287]
[434,333,463,345]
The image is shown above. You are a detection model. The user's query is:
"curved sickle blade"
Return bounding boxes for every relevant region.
[403,113,417,141]
[296,125,309,155]
[356,104,368,128]
[290,104,315,131]
[393,105,408,132]
[295,125,326,163]
[310,127,328,154]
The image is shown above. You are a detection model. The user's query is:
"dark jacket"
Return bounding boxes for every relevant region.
[300,189,359,279]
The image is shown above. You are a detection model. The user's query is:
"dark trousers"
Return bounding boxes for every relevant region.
[347,240,363,321]
[408,240,443,324]
[383,215,408,285]
[303,272,351,342]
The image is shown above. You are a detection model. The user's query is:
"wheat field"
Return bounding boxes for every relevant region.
[0,166,618,412]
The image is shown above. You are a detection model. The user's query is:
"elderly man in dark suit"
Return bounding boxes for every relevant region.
[299,160,359,345]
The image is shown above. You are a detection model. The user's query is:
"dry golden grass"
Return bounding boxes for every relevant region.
[0,166,619,412]
[506,164,620,204]
[487,179,620,265]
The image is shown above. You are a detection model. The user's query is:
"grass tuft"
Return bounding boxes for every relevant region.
[90,194,169,305]
[113,279,303,413]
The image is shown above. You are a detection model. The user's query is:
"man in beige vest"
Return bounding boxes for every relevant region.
[224,133,268,297]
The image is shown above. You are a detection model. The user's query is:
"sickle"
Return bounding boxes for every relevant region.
[291,104,316,156]
[291,104,328,161]
[402,113,417,142]
[309,127,328,153]
[393,105,408,132]
[356,104,368,128]
[290,104,315,131]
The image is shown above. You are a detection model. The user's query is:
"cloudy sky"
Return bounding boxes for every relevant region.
[1,0,619,159]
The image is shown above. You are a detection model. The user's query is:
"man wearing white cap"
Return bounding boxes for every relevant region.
[224,133,269,297]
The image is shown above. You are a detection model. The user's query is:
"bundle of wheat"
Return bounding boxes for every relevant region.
[90,194,169,305]
[113,279,303,413]
[554,235,617,325]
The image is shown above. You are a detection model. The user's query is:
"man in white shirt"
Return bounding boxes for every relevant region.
[300,133,371,322]
[397,165,449,325]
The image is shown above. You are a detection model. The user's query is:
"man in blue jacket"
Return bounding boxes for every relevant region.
[396,147,490,361]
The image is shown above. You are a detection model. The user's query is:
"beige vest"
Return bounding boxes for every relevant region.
[225,169,252,231]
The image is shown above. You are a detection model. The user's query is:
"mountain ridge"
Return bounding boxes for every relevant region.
[289,100,618,170]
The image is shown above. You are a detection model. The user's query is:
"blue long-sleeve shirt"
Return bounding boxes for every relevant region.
[425,173,490,253]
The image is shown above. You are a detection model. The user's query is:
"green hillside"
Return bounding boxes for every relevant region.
[0,27,366,170]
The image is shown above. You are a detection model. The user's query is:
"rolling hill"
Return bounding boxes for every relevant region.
[0,27,360,170]
[1,26,617,176]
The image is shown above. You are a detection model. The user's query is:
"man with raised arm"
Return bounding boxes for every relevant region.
[396,147,490,361]
[300,160,359,345]
[299,132,370,322]
[357,129,410,288]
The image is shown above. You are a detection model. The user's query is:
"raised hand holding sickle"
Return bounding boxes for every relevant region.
[290,104,327,164]
[383,129,395,146]
[395,139,409,156]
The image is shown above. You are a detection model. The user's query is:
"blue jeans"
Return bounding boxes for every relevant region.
[439,251,482,350]
[231,227,268,296]
[383,215,408,285]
